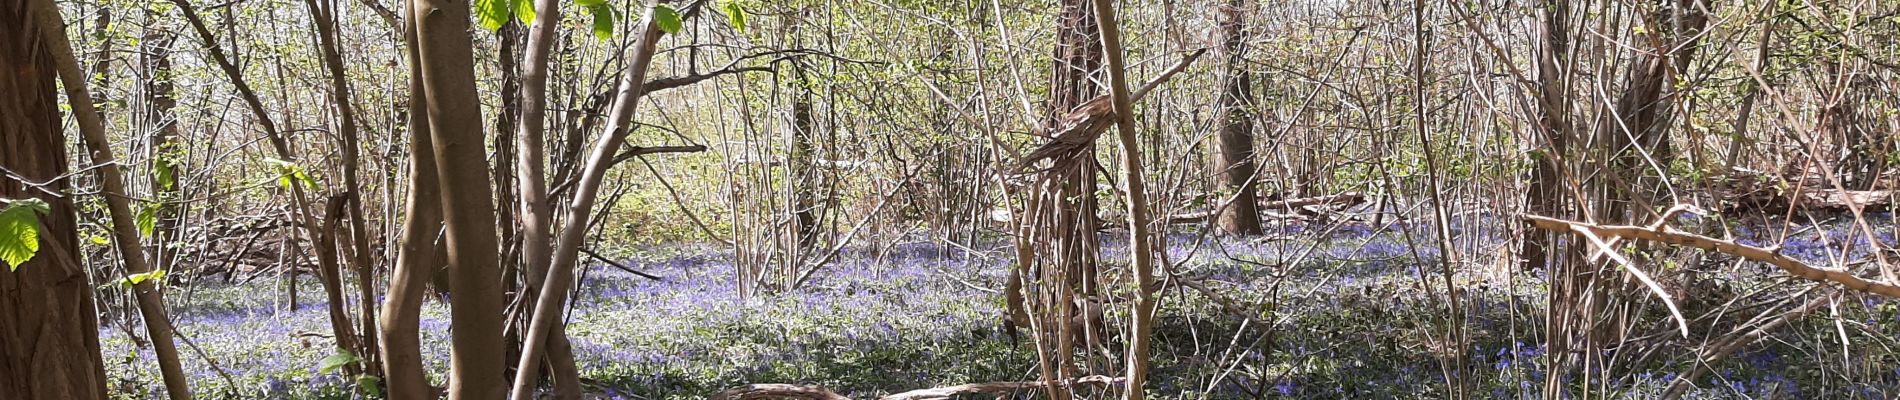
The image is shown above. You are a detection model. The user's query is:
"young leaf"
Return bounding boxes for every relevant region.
[723,1,746,32]
[154,158,176,191]
[654,4,683,34]
[355,375,383,397]
[0,199,51,271]
[265,158,320,190]
[136,204,157,238]
[475,0,511,30]
[125,269,167,286]
[574,0,604,7]
[589,5,616,40]
[319,349,362,374]
[513,0,537,25]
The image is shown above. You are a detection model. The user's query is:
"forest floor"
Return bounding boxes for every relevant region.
[98,213,1900,399]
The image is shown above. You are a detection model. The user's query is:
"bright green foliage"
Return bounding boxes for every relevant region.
[136,203,158,238]
[0,198,51,271]
[102,269,168,290]
[654,4,682,34]
[588,5,616,40]
[155,157,177,191]
[475,0,511,30]
[318,349,360,374]
[265,158,318,190]
[722,0,746,32]
[513,0,537,25]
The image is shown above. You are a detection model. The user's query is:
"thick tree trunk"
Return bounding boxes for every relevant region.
[32,1,195,398]
[1601,0,1710,218]
[0,3,110,397]
[1023,1,1105,398]
[1212,0,1262,236]
[410,0,509,397]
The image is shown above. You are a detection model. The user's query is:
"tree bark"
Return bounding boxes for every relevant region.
[0,2,110,397]
[410,0,509,396]
[306,0,379,374]
[506,0,583,396]
[1212,0,1262,236]
[513,2,668,396]
[31,0,194,397]
[378,5,441,397]
[1085,1,1161,398]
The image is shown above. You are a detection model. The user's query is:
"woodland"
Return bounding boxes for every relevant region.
[2,0,1900,398]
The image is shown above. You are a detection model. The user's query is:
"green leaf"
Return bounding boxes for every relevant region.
[264,158,319,190]
[513,0,537,25]
[723,1,746,32]
[0,199,51,271]
[589,5,616,40]
[574,0,604,6]
[136,204,157,238]
[319,349,361,374]
[355,374,383,396]
[475,0,511,30]
[653,4,682,34]
[103,269,168,289]
[154,158,176,191]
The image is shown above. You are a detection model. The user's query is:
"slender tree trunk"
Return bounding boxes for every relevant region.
[1526,1,1578,397]
[0,3,110,397]
[513,2,667,396]
[306,0,380,373]
[507,0,583,395]
[31,1,193,398]
[1085,1,1161,398]
[1212,0,1262,236]
[141,6,185,277]
[411,0,509,396]
[378,6,441,397]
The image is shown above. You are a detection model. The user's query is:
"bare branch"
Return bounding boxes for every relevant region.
[1522,214,1900,298]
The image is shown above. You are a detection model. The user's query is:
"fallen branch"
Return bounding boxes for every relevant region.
[1521,214,1900,298]
[710,376,1124,400]
[1165,192,1366,224]
[579,248,663,281]
[880,375,1123,400]
[1659,292,1834,400]
[709,384,850,400]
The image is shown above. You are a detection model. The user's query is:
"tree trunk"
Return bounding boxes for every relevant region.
[306,0,379,374]
[0,3,110,397]
[32,1,196,398]
[141,6,185,277]
[411,0,509,396]
[1087,1,1161,398]
[1212,0,1262,236]
[513,2,668,396]
[1601,0,1710,218]
[507,0,583,395]
[378,5,441,397]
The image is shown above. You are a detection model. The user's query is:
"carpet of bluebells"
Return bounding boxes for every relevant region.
[99,213,1900,399]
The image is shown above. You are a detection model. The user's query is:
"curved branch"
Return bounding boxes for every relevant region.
[1522,214,1900,298]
